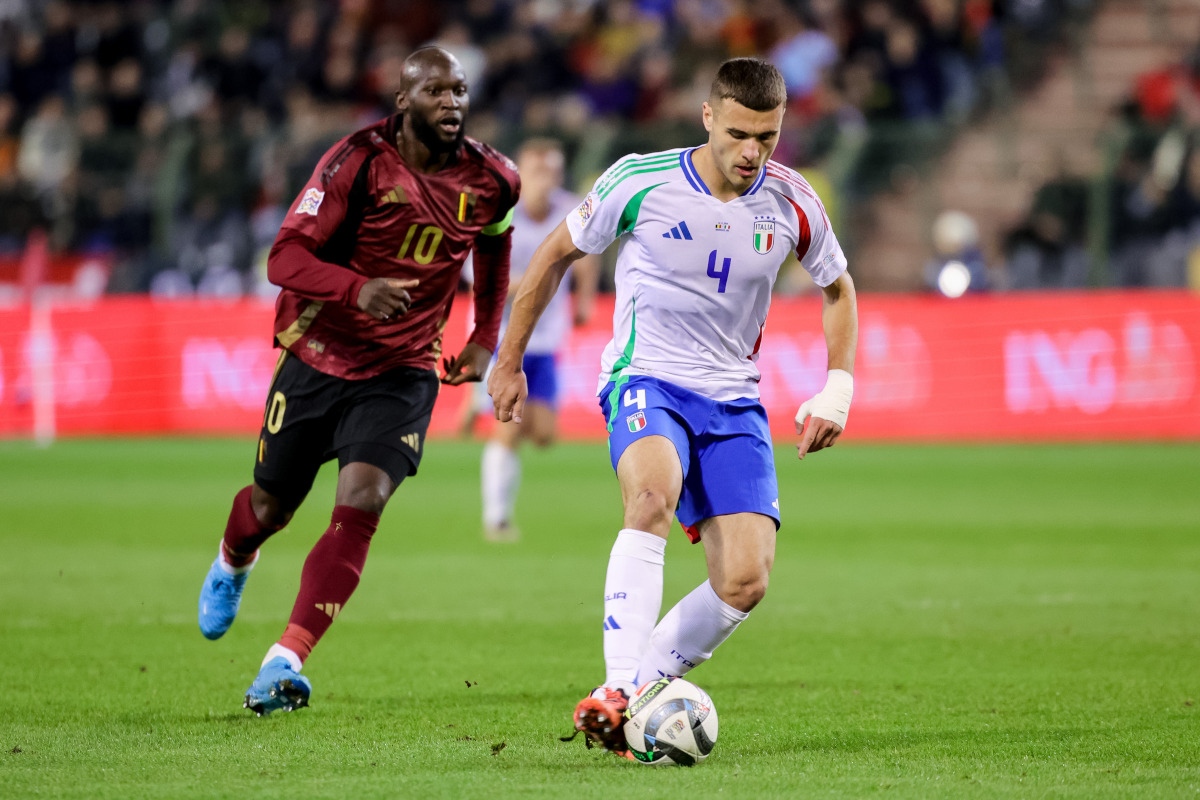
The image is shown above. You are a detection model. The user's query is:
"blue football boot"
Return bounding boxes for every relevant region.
[244,657,312,716]
[197,554,253,640]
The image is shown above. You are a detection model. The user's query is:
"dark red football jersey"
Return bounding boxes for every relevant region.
[268,115,521,379]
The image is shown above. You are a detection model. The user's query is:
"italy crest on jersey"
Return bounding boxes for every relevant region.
[753,219,775,254]
[626,411,647,432]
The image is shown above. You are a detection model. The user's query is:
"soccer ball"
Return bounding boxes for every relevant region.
[623,676,718,766]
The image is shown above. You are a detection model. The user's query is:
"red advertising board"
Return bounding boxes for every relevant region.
[0,292,1197,441]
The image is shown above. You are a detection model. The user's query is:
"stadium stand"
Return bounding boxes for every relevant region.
[2,0,1198,294]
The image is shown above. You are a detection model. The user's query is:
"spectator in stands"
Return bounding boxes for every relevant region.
[17,94,76,203]
[0,93,19,180]
[158,190,252,297]
[925,209,989,295]
[880,16,946,121]
[769,6,838,116]
[1005,156,1091,290]
[0,0,1082,293]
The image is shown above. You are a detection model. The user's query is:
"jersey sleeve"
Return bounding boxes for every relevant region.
[267,137,376,305]
[774,169,848,288]
[467,148,521,352]
[277,137,370,248]
[473,140,522,236]
[565,154,649,254]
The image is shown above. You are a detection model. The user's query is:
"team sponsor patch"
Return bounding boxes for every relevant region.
[576,192,596,225]
[626,411,647,432]
[296,188,325,216]
[820,251,839,269]
[715,221,731,232]
[753,218,775,254]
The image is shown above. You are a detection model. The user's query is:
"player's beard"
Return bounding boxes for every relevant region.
[410,112,465,155]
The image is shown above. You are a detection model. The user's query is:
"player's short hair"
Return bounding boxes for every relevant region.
[517,137,563,158]
[709,58,786,112]
[517,137,565,169]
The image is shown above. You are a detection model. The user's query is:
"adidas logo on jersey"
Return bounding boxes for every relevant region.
[662,221,693,240]
[401,432,421,453]
[379,185,408,205]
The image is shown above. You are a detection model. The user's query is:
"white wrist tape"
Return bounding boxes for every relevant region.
[795,369,854,430]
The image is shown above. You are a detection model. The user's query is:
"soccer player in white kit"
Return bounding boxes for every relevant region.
[481,139,598,541]
[489,58,859,755]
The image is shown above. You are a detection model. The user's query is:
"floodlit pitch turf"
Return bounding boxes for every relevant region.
[1,438,1197,799]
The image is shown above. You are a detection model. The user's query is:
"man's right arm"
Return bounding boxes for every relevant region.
[268,231,368,306]
[489,220,586,423]
[267,146,415,320]
[269,232,417,321]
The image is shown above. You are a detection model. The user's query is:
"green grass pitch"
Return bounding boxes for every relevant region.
[1,438,1198,799]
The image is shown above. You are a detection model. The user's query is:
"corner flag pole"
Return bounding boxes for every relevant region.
[19,229,55,447]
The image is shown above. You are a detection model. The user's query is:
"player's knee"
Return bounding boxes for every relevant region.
[716,572,768,613]
[530,429,555,448]
[626,489,675,531]
[250,486,294,531]
[336,484,392,516]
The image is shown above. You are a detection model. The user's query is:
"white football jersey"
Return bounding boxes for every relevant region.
[566,146,847,401]
[507,188,580,355]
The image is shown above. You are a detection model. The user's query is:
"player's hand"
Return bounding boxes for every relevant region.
[441,341,492,386]
[795,414,843,460]
[357,278,419,320]
[488,356,528,424]
[795,369,853,460]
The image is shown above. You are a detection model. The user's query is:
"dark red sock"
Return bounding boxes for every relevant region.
[278,505,380,663]
[221,485,276,567]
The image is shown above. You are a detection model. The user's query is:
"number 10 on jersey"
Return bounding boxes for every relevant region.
[707,249,731,293]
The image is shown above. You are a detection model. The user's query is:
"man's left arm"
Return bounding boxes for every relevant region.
[796,269,858,459]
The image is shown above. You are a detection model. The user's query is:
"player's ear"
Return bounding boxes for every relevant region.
[702,101,714,133]
[394,90,407,113]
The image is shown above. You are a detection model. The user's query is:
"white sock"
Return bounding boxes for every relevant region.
[263,643,303,672]
[636,579,748,683]
[481,441,520,528]
[217,542,258,575]
[603,529,667,693]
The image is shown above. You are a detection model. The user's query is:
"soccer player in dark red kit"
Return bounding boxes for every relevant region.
[196,47,520,716]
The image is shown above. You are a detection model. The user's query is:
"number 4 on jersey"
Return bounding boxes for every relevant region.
[623,388,646,409]
[707,250,731,293]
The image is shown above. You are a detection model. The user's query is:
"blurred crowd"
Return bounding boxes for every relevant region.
[1001,46,1200,291]
[0,0,1091,295]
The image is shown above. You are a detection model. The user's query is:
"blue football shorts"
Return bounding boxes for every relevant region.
[599,374,780,542]
[523,352,559,407]
[483,352,559,409]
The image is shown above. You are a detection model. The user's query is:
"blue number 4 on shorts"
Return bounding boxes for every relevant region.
[599,375,780,541]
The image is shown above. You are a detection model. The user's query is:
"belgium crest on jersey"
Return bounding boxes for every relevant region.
[753,218,775,254]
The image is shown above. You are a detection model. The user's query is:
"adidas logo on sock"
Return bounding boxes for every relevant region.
[602,615,621,631]
[662,221,693,240]
[315,602,342,620]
